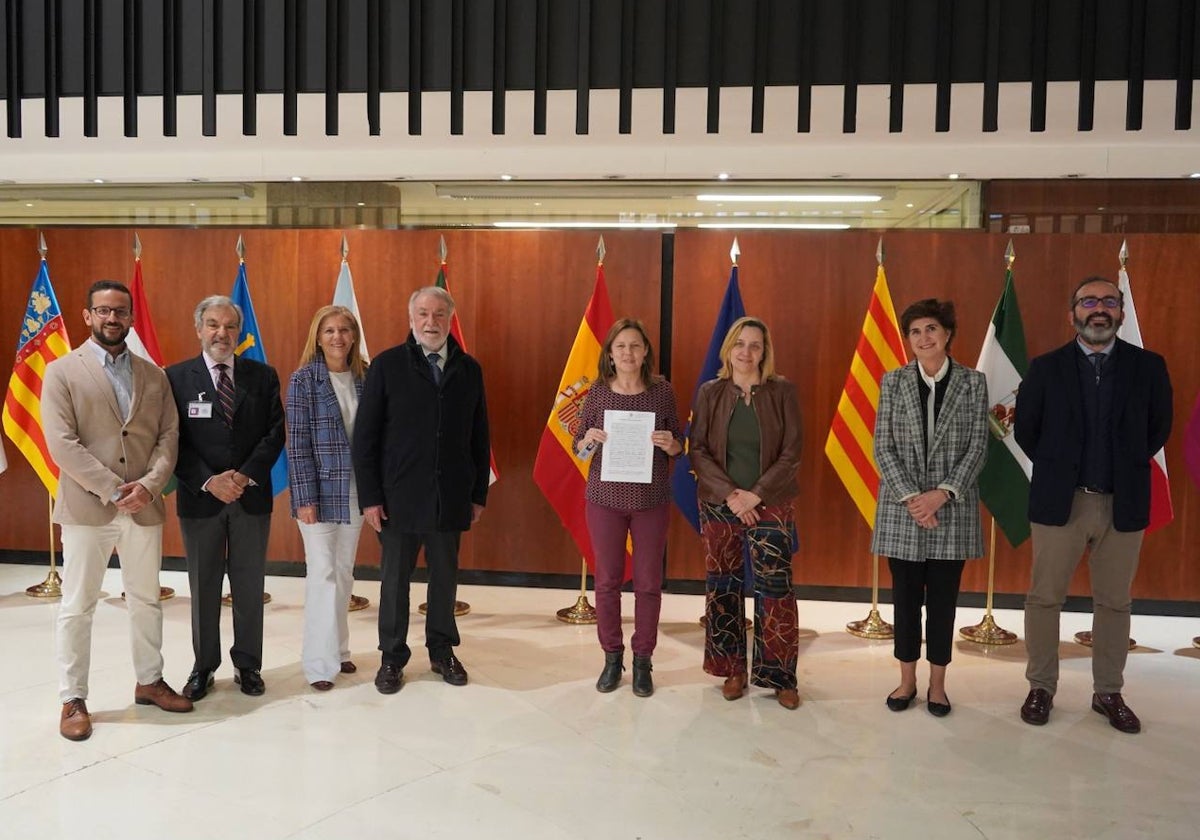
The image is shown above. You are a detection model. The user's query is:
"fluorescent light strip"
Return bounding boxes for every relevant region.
[492,221,678,229]
[696,194,881,203]
[697,222,851,230]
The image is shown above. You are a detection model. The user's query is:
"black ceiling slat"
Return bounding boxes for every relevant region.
[751,0,768,133]
[243,0,257,136]
[44,0,59,137]
[619,0,633,134]
[493,0,506,134]
[663,0,677,133]
[1078,0,1097,131]
[450,0,464,135]
[123,0,137,136]
[409,0,422,134]
[367,0,380,135]
[982,0,1000,132]
[706,0,723,133]
[843,0,860,134]
[4,0,19,138]
[84,0,97,137]
[325,0,338,135]
[796,0,812,132]
[1126,0,1147,130]
[1176,0,1196,130]
[163,0,177,136]
[934,0,952,132]
[202,0,216,137]
[575,0,589,134]
[1030,0,1048,132]
[283,0,297,135]
[888,0,906,133]
[534,0,548,134]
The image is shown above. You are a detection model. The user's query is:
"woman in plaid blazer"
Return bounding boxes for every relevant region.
[287,306,368,691]
[871,299,988,717]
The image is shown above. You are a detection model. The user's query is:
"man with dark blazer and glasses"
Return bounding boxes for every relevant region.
[1015,276,1172,734]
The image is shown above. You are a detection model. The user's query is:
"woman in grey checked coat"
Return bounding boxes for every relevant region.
[872,299,988,717]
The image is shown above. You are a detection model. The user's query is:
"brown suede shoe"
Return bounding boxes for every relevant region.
[1092,692,1141,734]
[721,673,747,701]
[775,688,801,710]
[134,678,194,713]
[60,698,93,741]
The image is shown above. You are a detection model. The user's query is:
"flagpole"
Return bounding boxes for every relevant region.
[957,518,1017,644]
[26,493,63,598]
[557,558,598,624]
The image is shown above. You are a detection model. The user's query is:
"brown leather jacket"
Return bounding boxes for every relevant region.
[689,376,802,505]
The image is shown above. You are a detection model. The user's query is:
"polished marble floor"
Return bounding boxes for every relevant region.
[1,563,1197,840]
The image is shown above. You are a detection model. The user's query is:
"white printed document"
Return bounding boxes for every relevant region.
[600,409,656,484]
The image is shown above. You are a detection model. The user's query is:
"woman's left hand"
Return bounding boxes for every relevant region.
[905,490,947,527]
[651,430,680,455]
[297,505,319,525]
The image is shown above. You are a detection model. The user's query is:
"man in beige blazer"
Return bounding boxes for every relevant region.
[42,280,192,741]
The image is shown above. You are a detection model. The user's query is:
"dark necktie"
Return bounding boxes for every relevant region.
[427,352,442,385]
[1089,352,1105,385]
[216,363,235,426]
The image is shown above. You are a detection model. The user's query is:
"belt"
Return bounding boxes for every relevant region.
[1076,486,1111,495]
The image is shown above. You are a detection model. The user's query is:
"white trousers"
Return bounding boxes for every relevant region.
[57,516,164,703]
[298,505,364,683]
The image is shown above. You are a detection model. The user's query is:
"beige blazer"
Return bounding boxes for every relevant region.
[41,343,179,526]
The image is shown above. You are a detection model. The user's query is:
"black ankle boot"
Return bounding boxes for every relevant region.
[631,655,653,697]
[596,650,624,693]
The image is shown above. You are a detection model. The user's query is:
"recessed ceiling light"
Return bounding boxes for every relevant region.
[906,203,914,208]
[948,173,960,180]
[25,202,33,207]
[357,202,366,207]
[696,194,882,203]
[717,172,730,180]
[291,176,303,182]
[1190,173,1200,179]
[500,174,513,181]
[92,178,105,184]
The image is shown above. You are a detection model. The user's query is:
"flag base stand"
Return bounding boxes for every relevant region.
[419,601,471,617]
[959,613,1018,645]
[222,592,272,606]
[1073,631,1136,650]
[556,594,598,625]
[26,569,63,598]
[846,609,894,640]
[120,587,176,602]
[349,594,370,612]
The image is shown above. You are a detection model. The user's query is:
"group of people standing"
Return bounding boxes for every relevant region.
[43,271,1171,742]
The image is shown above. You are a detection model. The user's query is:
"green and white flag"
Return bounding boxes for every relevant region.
[976,270,1031,546]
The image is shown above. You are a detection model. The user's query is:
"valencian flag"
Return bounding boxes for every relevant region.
[1117,254,1173,532]
[823,262,907,527]
[670,265,745,531]
[231,261,289,496]
[3,257,71,495]
[532,261,625,577]
[436,260,499,485]
[332,251,370,361]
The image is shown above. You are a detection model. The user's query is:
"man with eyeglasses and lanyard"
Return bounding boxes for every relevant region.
[1014,276,1172,734]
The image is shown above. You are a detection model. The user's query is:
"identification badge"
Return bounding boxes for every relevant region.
[188,392,214,419]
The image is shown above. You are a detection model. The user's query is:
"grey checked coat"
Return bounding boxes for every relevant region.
[870,360,988,562]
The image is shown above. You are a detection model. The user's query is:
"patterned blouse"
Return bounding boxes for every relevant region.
[573,379,683,511]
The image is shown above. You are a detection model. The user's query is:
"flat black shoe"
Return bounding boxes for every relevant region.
[431,654,468,686]
[886,689,917,712]
[233,668,265,696]
[182,670,214,702]
[374,663,403,694]
[927,691,951,717]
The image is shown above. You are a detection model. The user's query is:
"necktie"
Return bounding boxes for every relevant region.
[216,363,235,426]
[1089,353,1105,384]
[427,352,442,385]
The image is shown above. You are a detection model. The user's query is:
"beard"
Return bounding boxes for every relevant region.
[91,321,129,348]
[1073,311,1121,345]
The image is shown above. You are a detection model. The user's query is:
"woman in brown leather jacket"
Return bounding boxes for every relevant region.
[689,316,803,709]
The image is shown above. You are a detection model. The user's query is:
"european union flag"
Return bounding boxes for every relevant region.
[231,263,288,496]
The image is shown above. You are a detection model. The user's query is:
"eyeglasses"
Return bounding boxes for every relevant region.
[1073,295,1120,310]
[90,306,132,319]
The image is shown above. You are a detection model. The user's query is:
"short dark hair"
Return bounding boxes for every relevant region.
[86,280,132,310]
[1070,276,1123,309]
[899,298,957,351]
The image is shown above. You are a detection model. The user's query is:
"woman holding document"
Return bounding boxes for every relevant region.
[574,318,683,698]
[689,317,803,710]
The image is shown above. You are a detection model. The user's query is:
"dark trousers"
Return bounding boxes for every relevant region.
[377,527,461,669]
[585,500,669,657]
[179,505,270,672]
[888,557,966,667]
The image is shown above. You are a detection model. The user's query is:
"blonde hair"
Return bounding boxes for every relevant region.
[716,316,776,381]
[297,305,368,379]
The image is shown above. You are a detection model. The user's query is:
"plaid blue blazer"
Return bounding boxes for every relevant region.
[286,356,363,523]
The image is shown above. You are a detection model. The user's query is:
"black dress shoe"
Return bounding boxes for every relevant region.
[1092,692,1141,734]
[182,670,215,702]
[431,654,468,686]
[233,668,265,696]
[374,662,403,694]
[1020,688,1053,726]
[886,689,917,712]
[926,691,952,717]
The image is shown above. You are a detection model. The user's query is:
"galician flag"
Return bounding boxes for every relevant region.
[976,268,1032,546]
[1117,250,1173,533]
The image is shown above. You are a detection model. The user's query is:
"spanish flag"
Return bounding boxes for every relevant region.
[824,264,907,528]
[3,259,71,496]
[532,262,615,573]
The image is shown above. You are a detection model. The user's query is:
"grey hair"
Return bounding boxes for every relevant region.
[408,285,455,318]
[193,295,244,332]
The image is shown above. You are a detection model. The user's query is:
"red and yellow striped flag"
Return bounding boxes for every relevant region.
[3,259,71,496]
[532,263,616,573]
[824,265,907,528]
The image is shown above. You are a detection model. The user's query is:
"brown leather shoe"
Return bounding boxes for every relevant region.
[775,688,801,710]
[1020,688,1053,726]
[135,678,194,713]
[1092,692,1141,734]
[721,673,747,701]
[311,680,334,691]
[60,698,93,741]
[340,661,357,674]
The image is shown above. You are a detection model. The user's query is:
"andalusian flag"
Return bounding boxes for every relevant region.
[532,262,618,575]
[1118,256,1173,533]
[823,263,907,527]
[976,271,1032,546]
[3,258,71,495]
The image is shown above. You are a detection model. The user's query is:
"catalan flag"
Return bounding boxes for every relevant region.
[3,259,71,495]
[532,262,617,574]
[823,264,907,527]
